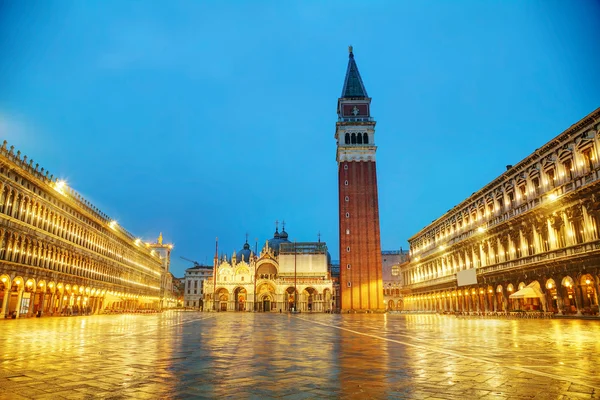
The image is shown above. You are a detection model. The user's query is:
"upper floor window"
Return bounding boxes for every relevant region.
[519,185,527,202]
[563,159,573,180]
[547,168,556,188]
[582,148,595,171]
[344,133,350,145]
[507,191,515,207]
[363,133,369,144]
[532,177,540,196]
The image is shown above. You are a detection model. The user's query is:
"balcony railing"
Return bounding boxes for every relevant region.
[404,239,600,290]
[412,168,599,261]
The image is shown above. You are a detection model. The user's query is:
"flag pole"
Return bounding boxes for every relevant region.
[213,237,218,311]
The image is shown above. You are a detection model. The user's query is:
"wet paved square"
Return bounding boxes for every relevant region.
[0,312,599,399]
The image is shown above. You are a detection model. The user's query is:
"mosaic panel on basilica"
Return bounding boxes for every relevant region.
[0,141,174,318]
[401,108,600,316]
[204,227,334,312]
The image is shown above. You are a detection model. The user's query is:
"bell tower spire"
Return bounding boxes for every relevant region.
[335,47,383,312]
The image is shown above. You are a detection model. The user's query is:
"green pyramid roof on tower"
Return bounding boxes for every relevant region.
[341,47,368,98]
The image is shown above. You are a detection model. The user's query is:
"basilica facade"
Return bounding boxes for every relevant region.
[0,141,174,318]
[400,108,600,316]
[204,226,334,312]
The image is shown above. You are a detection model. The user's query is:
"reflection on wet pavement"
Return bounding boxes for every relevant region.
[0,312,599,399]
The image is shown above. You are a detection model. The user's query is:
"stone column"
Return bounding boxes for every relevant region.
[38,291,46,316]
[26,290,36,318]
[57,294,65,315]
[574,285,583,316]
[14,289,23,318]
[1,287,9,318]
[555,283,565,315]
[484,293,489,313]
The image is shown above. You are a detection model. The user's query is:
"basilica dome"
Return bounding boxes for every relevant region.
[237,241,252,263]
[268,228,291,255]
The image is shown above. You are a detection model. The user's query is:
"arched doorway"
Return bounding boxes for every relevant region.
[260,294,274,312]
[216,288,229,312]
[545,279,558,313]
[303,287,317,312]
[561,276,576,314]
[388,300,394,311]
[257,283,276,312]
[579,274,598,315]
[285,287,296,312]
[234,287,247,312]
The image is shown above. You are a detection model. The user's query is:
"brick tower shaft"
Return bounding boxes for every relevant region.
[335,47,384,312]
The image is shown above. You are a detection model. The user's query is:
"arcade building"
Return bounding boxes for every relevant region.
[0,141,174,318]
[400,108,600,316]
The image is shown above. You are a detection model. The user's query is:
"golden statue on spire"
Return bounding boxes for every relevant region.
[158,232,163,245]
[348,45,353,54]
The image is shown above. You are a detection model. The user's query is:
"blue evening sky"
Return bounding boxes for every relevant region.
[1,1,599,277]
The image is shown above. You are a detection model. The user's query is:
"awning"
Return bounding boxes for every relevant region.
[509,283,544,299]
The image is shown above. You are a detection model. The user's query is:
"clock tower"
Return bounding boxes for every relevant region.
[335,47,383,312]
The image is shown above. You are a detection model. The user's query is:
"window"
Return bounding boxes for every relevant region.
[345,212,350,218]
[363,133,369,144]
[519,185,527,201]
[347,282,352,287]
[346,246,350,252]
[351,133,356,144]
[344,180,348,186]
[582,148,594,171]
[563,159,573,180]
[357,133,363,144]
[344,164,348,170]
[194,290,197,294]
[345,196,349,202]
[547,169,556,188]
[507,191,515,207]
[345,229,350,235]
[346,264,351,269]
[532,177,540,196]
[241,276,244,281]
[344,133,350,144]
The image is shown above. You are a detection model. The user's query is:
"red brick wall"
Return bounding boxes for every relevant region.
[339,160,383,311]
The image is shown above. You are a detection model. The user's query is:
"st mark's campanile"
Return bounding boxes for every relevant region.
[335,47,383,312]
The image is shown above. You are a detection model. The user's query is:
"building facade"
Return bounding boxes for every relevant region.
[0,141,171,318]
[400,109,600,316]
[183,264,213,309]
[204,226,334,312]
[171,273,184,307]
[382,250,409,311]
[148,233,177,309]
[336,47,384,312]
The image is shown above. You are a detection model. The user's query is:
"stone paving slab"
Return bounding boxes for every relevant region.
[0,312,599,399]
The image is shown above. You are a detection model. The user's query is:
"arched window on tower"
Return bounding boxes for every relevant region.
[351,133,356,144]
[345,133,350,144]
[357,133,362,144]
[363,133,369,144]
